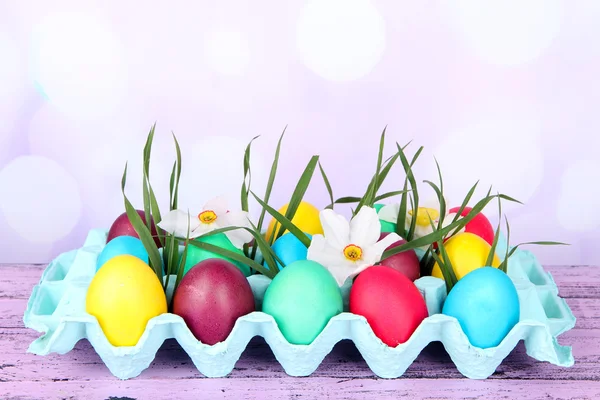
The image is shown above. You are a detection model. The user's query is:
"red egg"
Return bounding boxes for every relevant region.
[448,207,494,246]
[378,232,420,281]
[350,266,428,347]
[173,259,255,345]
[107,210,162,248]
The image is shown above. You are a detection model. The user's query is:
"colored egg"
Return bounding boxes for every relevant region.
[271,232,312,270]
[374,203,397,233]
[350,266,428,347]
[432,232,500,280]
[378,233,420,281]
[448,206,495,246]
[442,267,520,348]
[96,236,149,271]
[173,259,255,345]
[262,260,343,345]
[86,255,167,346]
[183,233,250,277]
[107,210,162,248]
[265,201,323,240]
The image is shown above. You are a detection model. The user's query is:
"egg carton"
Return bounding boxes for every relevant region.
[23,229,575,380]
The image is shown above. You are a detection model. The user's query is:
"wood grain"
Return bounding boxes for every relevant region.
[1,264,598,400]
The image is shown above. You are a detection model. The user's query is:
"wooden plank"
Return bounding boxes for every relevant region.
[2,377,600,400]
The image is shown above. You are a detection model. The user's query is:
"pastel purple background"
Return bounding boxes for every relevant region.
[0,0,598,265]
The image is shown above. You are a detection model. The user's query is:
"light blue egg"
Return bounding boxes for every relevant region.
[442,267,520,349]
[271,233,312,270]
[96,236,149,271]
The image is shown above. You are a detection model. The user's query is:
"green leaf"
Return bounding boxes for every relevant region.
[251,191,311,248]
[188,240,276,279]
[318,161,335,210]
[275,155,320,242]
[241,135,260,213]
[374,153,400,195]
[334,196,363,204]
[382,192,503,259]
[121,163,163,282]
[174,215,192,293]
[396,142,423,240]
[251,128,285,259]
[485,194,503,268]
[499,215,511,273]
[450,180,480,224]
[170,132,183,211]
[141,123,164,247]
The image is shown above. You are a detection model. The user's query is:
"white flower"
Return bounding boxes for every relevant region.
[157,196,253,248]
[307,206,402,286]
[378,198,464,243]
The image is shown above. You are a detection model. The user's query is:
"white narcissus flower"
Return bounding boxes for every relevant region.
[157,196,253,248]
[307,206,402,287]
[378,198,464,242]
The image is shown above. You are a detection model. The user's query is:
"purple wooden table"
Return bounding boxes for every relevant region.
[1,264,598,400]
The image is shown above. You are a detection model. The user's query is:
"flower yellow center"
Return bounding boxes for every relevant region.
[343,244,363,262]
[198,210,218,224]
[408,207,440,227]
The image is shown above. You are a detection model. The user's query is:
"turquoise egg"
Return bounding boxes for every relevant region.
[442,267,520,349]
[271,232,312,270]
[96,236,149,271]
[262,260,343,345]
[374,203,397,233]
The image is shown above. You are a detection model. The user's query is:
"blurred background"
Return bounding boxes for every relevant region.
[0,0,598,265]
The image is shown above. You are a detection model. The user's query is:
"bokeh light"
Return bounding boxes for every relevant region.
[441,0,564,66]
[296,0,386,81]
[0,155,82,243]
[30,12,128,120]
[557,160,600,232]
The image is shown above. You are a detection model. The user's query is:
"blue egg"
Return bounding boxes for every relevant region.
[96,236,149,271]
[442,267,520,349]
[271,233,312,270]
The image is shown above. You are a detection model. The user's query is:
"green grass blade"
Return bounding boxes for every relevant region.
[276,155,320,242]
[486,195,503,268]
[188,240,275,278]
[451,180,480,224]
[318,161,335,210]
[171,132,182,210]
[334,196,363,204]
[396,142,423,240]
[174,215,192,293]
[251,191,311,248]
[374,189,411,203]
[121,163,163,282]
[241,135,260,213]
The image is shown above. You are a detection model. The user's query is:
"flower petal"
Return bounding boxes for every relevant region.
[366,231,402,263]
[378,203,399,223]
[203,196,229,215]
[307,235,356,287]
[350,206,380,247]
[319,209,350,249]
[157,210,200,237]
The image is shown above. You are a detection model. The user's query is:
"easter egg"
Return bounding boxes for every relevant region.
[107,210,162,248]
[271,232,312,270]
[173,259,255,345]
[183,233,250,277]
[96,236,149,271]
[262,260,342,345]
[432,232,500,280]
[442,267,520,348]
[86,255,167,346]
[378,233,420,281]
[350,266,428,347]
[374,203,397,233]
[448,207,494,246]
[265,201,323,240]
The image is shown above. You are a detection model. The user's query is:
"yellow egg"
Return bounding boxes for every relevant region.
[86,254,167,346]
[432,232,501,281]
[265,201,323,240]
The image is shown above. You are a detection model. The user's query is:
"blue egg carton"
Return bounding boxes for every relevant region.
[23,229,575,379]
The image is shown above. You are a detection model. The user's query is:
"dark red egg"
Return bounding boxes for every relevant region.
[448,206,494,245]
[350,266,428,347]
[173,259,255,345]
[378,232,420,281]
[107,210,162,248]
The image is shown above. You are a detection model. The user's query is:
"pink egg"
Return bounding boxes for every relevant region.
[378,232,420,281]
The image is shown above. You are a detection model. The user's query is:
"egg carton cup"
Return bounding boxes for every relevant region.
[23,229,576,380]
